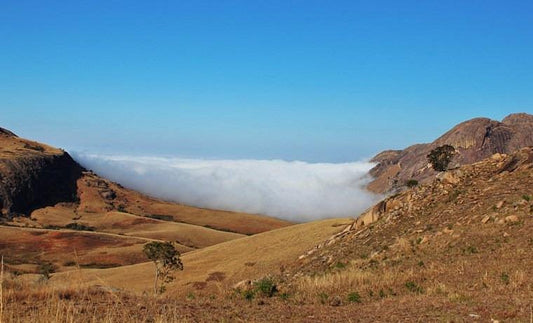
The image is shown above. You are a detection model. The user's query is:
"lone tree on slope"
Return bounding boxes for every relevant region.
[427,145,456,172]
[143,241,183,295]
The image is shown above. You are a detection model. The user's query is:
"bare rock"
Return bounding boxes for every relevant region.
[329,296,342,307]
[367,113,533,193]
[504,215,520,223]
[232,280,252,291]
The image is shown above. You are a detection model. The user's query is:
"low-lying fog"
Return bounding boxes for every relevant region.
[72,153,380,222]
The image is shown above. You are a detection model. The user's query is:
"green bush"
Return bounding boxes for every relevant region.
[405,281,424,294]
[38,262,56,280]
[406,179,419,187]
[501,272,510,285]
[254,277,277,297]
[65,223,95,231]
[318,292,329,304]
[347,292,362,303]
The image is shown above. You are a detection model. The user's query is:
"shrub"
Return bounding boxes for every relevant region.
[501,272,510,285]
[522,194,531,201]
[243,289,255,300]
[464,246,478,255]
[65,223,95,231]
[334,262,346,269]
[405,281,424,294]
[318,292,329,304]
[38,262,55,280]
[254,277,277,297]
[427,145,456,171]
[280,292,290,300]
[347,292,362,303]
[406,179,419,187]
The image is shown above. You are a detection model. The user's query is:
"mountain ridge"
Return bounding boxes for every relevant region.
[368,112,533,193]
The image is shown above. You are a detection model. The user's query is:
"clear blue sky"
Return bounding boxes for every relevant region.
[2,1,532,162]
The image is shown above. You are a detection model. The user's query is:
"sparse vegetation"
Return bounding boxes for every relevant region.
[522,194,531,201]
[146,214,175,221]
[427,145,456,171]
[406,179,419,188]
[65,222,95,231]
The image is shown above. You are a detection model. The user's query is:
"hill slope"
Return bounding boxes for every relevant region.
[287,147,532,321]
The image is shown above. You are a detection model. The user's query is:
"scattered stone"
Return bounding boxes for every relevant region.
[491,153,504,161]
[443,227,453,234]
[329,296,342,307]
[100,189,116,200]
[503,232,510,238]
[232,280,252,291]
[495,200,505,209]
[437,171,461,185]
[504,215,520,223]
[481,215,491,224]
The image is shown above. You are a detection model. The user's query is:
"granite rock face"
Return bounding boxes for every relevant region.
[368,113,533,193]
[0,130,84,217]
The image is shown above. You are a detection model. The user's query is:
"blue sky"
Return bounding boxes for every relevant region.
[2,1,532,162]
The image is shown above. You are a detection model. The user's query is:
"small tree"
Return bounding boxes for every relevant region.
[427,145,456,172]
[143,241,183,295]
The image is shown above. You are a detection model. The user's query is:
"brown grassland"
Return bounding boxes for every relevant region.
[0,132,532,322]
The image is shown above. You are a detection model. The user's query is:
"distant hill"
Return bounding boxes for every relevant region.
[0,127,292,274]
[368,112,533,193]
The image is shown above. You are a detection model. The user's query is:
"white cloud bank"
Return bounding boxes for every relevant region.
[71,153,380,222]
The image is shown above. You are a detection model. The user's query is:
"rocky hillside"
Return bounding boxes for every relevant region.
[368,112,533,193]
[0,129,83,216]
[286,147,532,320]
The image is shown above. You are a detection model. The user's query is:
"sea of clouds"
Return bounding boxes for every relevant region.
[71,153,380,222]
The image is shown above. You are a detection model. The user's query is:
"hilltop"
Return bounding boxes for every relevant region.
[368,112,533,193]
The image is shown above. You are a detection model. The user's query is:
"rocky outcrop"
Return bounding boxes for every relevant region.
[0,127,17,137]
[0,132,84,217]
[368,113,533,193]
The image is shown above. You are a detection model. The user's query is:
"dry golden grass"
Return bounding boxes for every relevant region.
[0,135,61,159]
[0,226,161,274]
[49,218,351,296]
[31,208,245,249]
